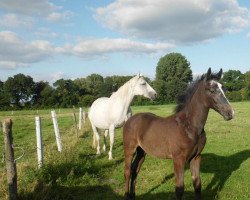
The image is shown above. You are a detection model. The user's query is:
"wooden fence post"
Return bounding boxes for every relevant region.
[51,111,62,152]
[3,119,18,200]
[35,117,43,168]
[79,108,83,130]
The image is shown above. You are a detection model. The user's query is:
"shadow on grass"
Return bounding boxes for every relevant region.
[19,150,249,200]
[19,183,123,200]
[201,149,250,199]
[141,150,250,200]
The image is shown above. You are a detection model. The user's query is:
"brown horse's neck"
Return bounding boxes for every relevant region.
[184,86,209,133]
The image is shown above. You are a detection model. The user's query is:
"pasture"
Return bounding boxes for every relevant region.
[0,102,250,200]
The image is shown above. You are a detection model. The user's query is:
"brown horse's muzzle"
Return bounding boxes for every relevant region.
[213,104,234,121]
[222,107,235,121]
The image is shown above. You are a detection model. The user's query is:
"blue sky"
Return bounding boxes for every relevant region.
[0,0,250,83]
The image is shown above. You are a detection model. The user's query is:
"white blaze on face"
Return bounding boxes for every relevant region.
[216,81,230,104]
[210,80,234,119]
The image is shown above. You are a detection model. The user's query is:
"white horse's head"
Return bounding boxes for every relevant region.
[132,73,157,100]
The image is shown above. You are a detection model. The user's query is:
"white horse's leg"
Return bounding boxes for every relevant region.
[92,131,96,149]
[91,124,100,155]
[103,130,108,152]
[108,125,115,160]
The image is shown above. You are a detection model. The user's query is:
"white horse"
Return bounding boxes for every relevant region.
[93,106,132,154]
[88,74,157,160]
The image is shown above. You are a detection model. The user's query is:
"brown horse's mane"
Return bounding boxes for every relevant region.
[174,71,221,113]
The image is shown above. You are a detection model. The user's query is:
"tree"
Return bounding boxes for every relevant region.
[85,74,104,98]
[31,81,57,108]
[0,80,9,109]
[4,74,35,108]
[242,71,250,100]
[154,53,193,103]
[40,84,56,107]
[32,81,49,107]
[53,79,80,107]
[221,70,245,92]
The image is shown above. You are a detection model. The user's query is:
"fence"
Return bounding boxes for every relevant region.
[1,108,88,198]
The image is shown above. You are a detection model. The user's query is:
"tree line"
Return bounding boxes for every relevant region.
[0,53,249,110]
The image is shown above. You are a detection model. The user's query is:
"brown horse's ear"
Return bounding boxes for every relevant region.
[205,67,212,81]
[217,68,223,80]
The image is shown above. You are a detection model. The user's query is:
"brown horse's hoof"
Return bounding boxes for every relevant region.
[124,193,135,200]
[195,193,202,200]
[124,193,129,200]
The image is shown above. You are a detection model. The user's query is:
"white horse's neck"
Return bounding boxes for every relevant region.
[110,78,135,111]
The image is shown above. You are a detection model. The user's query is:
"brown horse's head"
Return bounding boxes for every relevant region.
[203,68,234,121]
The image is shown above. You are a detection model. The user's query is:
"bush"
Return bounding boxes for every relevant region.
[79,95,95,107]
[226,91,242,102]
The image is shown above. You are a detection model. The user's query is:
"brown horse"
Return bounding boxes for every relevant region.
[123,68,234,200]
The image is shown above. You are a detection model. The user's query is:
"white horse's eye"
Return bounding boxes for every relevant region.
[141,82,146,85]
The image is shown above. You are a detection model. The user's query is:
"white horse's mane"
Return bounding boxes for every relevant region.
[110,76,139,99]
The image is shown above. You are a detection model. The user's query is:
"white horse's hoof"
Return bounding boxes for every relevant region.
[96,149,101,155]
[108,156,113,160]
[103,145,106,152]
[108,152,113,160]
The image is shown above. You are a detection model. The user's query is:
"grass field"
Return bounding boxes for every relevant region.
[0,102,250,200]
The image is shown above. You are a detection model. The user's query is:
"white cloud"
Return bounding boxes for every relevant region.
[0,13,34,28]
[46,11,73,22]
[0,31,174,69]
[59,38,174,58]
[0,31,55,69]
[95,0,249,44]
[35,28,58,39]
[32,71,67,84]
[0,0,58,16]
[0,61,29,70]
[0,0,73,24]
[51,71,65,82]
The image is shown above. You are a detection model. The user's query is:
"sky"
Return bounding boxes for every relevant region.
[0,0,250,83]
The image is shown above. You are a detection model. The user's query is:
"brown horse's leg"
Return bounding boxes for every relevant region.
[173,157,185,200]
[124,147,136,200]
[130,147,146,199]
[190,156,202,200]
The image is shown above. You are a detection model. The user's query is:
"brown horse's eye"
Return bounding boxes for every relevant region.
[210,89,215,93]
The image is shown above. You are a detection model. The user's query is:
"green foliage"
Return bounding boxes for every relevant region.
[154,53,193,103]
[221,70,245,92]
[78,95,95,107]
[242,71,250,100]
[39,84,57,108]
[1,65,250,110]
[4,73,35,108]
[53,79,81,108]
[84,74,104,97]
[0,80,9,109]
[226,90,242,102]
[221,70,250,101]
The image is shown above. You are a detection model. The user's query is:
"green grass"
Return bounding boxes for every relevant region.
[0,102,249,200]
